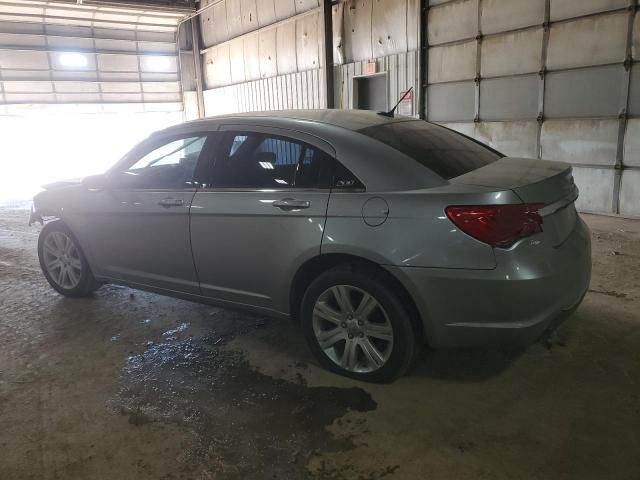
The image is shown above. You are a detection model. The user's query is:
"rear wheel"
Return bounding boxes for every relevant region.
[301,266,417,383]
[38,221,98,297]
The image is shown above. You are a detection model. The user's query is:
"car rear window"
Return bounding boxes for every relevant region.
[358,120,503,180]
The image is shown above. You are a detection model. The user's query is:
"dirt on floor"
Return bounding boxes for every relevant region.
[0,208,639,480]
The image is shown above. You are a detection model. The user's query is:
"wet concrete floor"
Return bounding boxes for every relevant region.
[1,208,639,479]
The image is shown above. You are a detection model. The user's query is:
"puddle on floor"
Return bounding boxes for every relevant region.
[109,310,377,479]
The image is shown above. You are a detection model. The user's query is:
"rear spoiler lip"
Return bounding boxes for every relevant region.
[449,157,572,190]
[538,185,579,217]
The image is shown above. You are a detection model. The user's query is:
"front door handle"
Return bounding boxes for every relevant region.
[158,197,184,208]
[272,198,310,210]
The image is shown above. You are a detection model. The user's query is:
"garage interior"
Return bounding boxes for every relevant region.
[1,0,639,478]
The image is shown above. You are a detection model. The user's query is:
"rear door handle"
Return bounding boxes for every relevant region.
[272,198,310,210]
[158,197,184,208]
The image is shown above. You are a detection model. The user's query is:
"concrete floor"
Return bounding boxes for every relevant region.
[1,208,639,480]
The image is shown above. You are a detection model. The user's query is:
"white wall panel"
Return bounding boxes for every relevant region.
[0,50,48,69]
[344,0,373,62]
[50,36,94,50]
[438,122,476,137]
[241,0,259,31]
[0,33,46,48]
[229,38,246,83]
[481,0,544,35]
[427,81,475,121]
[3,81,53,93]
[296,0,319,13]
[296,13,320,70]
[256,0,277,25]
[475,121,539,158]
[480,75,539,120]
[372,0,408,57]
[550,0,629,21]
[619,170,640,217]
[547,13,628,70]
[54,82,100,93]
[623,119,640,167]
[204,45,231,88]
[572,167,615,213]
[226,0,244,39]
[428,0,478,46]
[275,0,297,20]
[212,1,230,46]
[481,28,543,77]
[541,119,619,166]
[243,34,261,81]
[259,29,277,78]
[276,21,298,74]
[428,40,476,83]
[544,65,624,117]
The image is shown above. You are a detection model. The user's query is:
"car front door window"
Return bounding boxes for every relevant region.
[115,136,207,189]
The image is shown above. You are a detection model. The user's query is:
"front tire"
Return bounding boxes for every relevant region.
[38,220,98,297]
[301,265,417,383]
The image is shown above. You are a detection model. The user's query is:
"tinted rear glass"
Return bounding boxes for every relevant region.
[359,120,502,180]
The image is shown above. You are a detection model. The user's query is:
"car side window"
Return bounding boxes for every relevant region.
[114,136,208,189]
[212,132,330,189]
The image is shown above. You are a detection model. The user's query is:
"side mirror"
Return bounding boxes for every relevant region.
[82,174,110,192]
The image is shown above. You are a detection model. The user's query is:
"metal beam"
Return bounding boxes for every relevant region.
[0,1,190,19]
[190,17,205,118]
[0,46,176,57]
[418,0,427,119]
[0,12,179,30]
[323,0,335,108]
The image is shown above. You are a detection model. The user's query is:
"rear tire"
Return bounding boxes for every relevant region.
[301,265,416,383]
[38,220,98,297]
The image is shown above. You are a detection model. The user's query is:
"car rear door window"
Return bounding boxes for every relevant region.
[212,133,331,189]
[358,120,502,180]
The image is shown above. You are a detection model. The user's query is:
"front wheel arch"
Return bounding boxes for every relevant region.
[37,220,98,297]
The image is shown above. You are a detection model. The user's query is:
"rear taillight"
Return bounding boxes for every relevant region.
[445,204,544,248]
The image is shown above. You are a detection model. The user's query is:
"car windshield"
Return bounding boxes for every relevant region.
[358,120,503,180]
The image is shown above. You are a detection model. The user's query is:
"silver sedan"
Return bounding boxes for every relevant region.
[31,110,591,382]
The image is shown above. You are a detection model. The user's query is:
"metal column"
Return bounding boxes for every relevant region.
[323,0,335,108]
[190,16,206,118]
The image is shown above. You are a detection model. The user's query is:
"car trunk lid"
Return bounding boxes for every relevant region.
[451,157,579,246]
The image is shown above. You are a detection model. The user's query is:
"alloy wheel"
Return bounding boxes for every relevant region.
[42,231,83,290]
[312,285,394,373]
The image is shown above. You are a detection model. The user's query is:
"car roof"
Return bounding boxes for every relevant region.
[165,109,414,133]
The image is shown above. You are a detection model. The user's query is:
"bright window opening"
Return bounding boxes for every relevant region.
[59,53,88,68]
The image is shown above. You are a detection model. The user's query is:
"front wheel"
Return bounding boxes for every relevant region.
[301,266,417,383]
[38,221,98,297]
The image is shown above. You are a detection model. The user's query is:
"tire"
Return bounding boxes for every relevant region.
[301,265,417,383]
[38,220,98,297]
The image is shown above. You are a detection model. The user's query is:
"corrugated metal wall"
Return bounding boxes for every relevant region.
[203,67,325,113]
[0,0,189,113]
[427,0,640,216]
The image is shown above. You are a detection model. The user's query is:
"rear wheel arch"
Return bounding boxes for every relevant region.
[289,253,424,341]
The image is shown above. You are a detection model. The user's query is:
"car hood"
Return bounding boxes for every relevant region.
[42,178,83,190]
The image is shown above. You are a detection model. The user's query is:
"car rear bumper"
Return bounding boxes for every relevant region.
[385,217,592,348]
